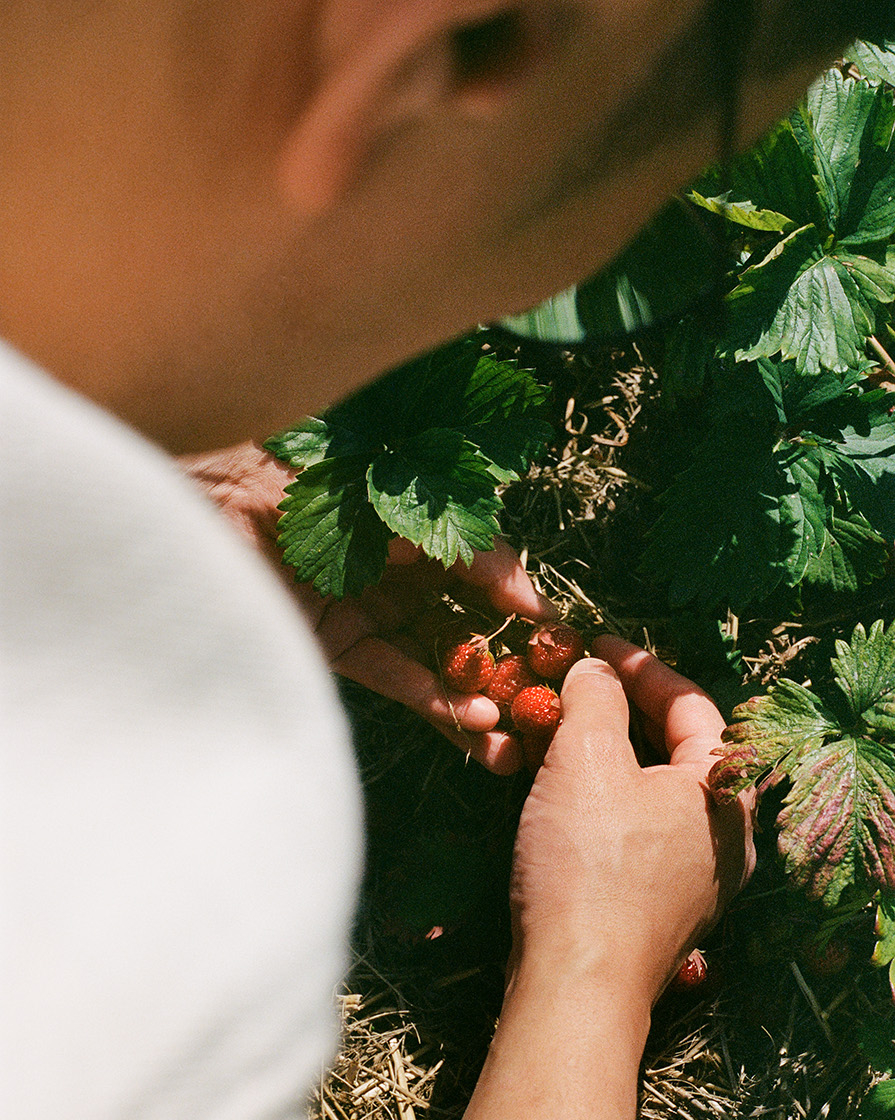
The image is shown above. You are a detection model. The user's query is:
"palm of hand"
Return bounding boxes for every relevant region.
[179,441,553,773]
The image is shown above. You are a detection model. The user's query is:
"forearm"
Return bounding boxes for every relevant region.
[464,959,652,1120]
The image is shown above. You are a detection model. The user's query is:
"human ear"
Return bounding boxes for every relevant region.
[277,2,570,215]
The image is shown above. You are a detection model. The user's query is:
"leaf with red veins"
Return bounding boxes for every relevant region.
[709,679,839,803]
[777,735,895,907]
[713,621,895,906]
[708,744,761,803]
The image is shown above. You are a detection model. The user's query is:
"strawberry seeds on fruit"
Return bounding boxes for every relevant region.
[483,654,540,719]
[441,637,496,694]
[511,684,562,738]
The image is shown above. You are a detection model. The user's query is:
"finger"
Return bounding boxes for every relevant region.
[590,636,726,768]
[552,657,641,777]
[452,537,557,621]
[386,537,425,566]
[330,637,501,732]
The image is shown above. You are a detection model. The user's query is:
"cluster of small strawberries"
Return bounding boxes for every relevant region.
[440,620,586,770]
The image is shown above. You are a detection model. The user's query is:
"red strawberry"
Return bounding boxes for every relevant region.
[526,623,586,680]
[441,638,495,694]
[672,949,707,989]
[510,685,561,738]
[483,654,540,719]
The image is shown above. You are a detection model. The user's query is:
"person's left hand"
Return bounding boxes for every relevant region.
[179,441,556,773]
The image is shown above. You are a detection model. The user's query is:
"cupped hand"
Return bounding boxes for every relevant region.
[179,441,555,773]
[508,634,755,1004]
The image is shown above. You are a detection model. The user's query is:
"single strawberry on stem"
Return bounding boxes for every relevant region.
[527,623,586,681]
[441,636,496,694]
[511,684,561,738]
[672,949,707,990]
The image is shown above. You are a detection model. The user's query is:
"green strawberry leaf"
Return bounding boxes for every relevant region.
[726,228,895,375]
[307,338,551,475]
[791,70,876,234]
[265,416,378,469]
[265,336,551,596]
[686,191,794,234]
[860,1079,895,1120]
[691,119,826,236]
[859,1005,895,1074]
[639,418,792,614]
[276,454,393,598]
[366,429,503,569]
[832,620,895,732]
[799,508,890,593]
[842,456,895,541]
[846,39,895,86]
[782,449,890,594]
[642,357,895,609]
[767,362,864,423]
[800,70,895,246]
[873,893,895,975]
[453,349,552,481]
[716,73,895,376]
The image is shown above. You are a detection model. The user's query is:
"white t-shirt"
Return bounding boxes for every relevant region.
[0,341,363,1119]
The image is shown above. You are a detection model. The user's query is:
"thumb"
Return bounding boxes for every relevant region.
[553,658,640,777]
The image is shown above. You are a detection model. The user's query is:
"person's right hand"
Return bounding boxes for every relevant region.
[508,634,756,1006]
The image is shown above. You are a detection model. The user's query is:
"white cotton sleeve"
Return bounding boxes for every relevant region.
[0,343,363,1120]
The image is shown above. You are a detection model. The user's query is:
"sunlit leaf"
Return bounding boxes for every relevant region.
[266,338,550,596]
[276,455,393,598]
[367,430,502,570]
[846,39,895,86]
[860,1079,895,1120]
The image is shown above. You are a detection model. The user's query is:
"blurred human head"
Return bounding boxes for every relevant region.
[0,1,881,450]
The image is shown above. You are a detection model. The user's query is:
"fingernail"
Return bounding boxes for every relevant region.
[562,657,619,687]
[453,694,500,731]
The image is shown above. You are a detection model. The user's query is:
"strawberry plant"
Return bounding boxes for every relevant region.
[264,337,552,598]
[691,69,895,379]
[640,356,895,613]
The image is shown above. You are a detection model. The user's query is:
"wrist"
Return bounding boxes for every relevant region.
[465,958,651,1120]
[504,950,653,1043]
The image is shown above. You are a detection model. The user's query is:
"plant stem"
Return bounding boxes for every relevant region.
[869,335,895,379]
